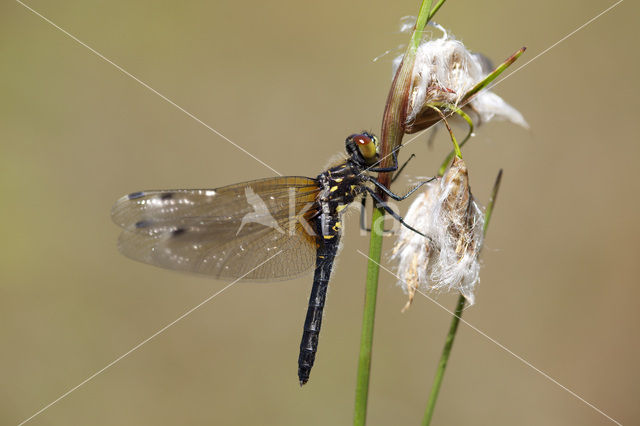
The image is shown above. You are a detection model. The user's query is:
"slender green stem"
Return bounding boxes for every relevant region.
[427,105,462,159]
[483,169,503,234]
[353,207,385,426]
[354,1,447,424]
[433,104,474,176]
[427,0,447,22]
[422,294,465,426]
[409,0,434,50]
[422,170,504,425]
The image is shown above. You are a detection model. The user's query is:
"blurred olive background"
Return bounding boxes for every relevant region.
[2,0,638,425]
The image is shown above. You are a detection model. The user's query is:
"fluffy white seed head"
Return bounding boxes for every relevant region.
[392,158,484,309]
[392,25,528,132]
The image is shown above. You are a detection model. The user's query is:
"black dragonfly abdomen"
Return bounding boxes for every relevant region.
[297,237,340,385]
[297,163,360,385]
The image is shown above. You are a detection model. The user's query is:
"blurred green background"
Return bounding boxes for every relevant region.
[2,0,638,424]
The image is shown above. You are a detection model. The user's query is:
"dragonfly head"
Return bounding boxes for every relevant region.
[346,132,379,166]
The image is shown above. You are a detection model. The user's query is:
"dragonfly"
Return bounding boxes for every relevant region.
[111,132,427,385]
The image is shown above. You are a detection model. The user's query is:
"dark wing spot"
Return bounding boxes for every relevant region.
[135,220,153,228]
[171,228,186,237]
[160,193,173,200]
[128,191,145,200]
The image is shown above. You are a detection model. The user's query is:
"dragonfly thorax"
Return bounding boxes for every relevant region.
[315,160,364,239]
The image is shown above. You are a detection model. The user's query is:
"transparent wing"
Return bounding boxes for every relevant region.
[112,177,321,280]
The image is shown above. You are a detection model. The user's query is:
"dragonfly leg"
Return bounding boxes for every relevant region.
[367,148,399,173]
[368,147,417,178]
[368,175,435,201]
[365,187,426,237]
[359,196,368,231]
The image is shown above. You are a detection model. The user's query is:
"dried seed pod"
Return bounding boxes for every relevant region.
[392,181,440,311]
[392,158,484,308]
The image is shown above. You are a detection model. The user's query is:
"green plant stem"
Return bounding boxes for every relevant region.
[422,170,503,425]
[353,207,385,426]
[433,104,474,175]
[483,169,503,235]
[354,1,446,424]
[421,43,514,425]
[422,294,465,426]
[409,0,435,49]
[427,105,463,160]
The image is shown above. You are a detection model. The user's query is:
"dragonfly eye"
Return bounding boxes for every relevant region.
[353,133,378,164]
